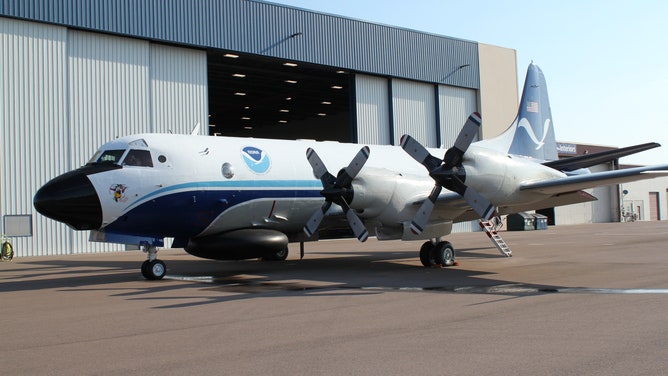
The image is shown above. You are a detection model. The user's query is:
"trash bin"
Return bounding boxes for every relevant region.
[507,212,535,231]
[533,214,548,230]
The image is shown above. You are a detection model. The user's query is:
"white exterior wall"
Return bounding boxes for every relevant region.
[355,74,390,145]
[589,164,617,223]
[1,17,208,256]
[554,164,620,225]
[439,85,479,233]
[68,30,151,168]
[621,176,668,221]
[1,18,71,255]
[438,85,477,148]
[150,44,208,135]
[392,79,437,147]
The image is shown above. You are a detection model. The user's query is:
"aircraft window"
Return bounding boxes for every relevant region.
[90,149,126,164]
[158,155,167,163]
[123,149,153,167]
[128,139,149,148]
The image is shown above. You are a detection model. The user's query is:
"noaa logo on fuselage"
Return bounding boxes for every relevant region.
[241,146,271,174]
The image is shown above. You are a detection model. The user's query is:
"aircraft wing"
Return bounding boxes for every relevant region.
[426,163,668,222]
[430,190,598,223]
[520,164,668,195]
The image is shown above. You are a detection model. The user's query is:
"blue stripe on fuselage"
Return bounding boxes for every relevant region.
[105,181,322,240]
[123,180,321,213]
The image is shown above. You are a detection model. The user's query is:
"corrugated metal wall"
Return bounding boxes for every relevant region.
[1,17,208,256]
[0,0,480,89]
[438,85,478,148]
[391,79,437,147]
[438,85,479,233]
[68,30,151,169]
[355,74,390,145]
[1,18,74,255]
[150,44,208,135]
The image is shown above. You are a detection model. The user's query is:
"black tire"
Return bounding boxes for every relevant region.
[141,260,151,279]
[143,259,166,280]
[432,241,455,266]
[419,241,436,267]
[263,246,289,261]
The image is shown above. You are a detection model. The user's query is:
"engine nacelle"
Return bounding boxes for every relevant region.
[351,167,434,223]
[185,228,288,260]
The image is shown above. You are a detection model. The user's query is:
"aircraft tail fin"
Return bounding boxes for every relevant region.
[481,63,558,161]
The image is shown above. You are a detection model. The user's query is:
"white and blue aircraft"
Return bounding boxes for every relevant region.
[34,63,668,279]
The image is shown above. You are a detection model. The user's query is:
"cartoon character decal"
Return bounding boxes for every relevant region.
[109,184,128,203]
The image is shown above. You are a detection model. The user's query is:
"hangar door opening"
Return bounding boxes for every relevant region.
[207,51,352,142]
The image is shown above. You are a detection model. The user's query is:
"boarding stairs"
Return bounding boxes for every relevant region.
[479,218,512,257]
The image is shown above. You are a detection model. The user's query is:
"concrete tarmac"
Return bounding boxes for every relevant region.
[2,221,668,375]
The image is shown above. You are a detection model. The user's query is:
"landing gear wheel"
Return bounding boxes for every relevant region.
[141,260,151,279]
[142,259,166,280]
[272,246,289,261]
[432,241,455,266]
[262,246,289,261]
[419,241,436,267]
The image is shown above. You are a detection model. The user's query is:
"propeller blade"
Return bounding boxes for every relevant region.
[303,201,332,237]
[462,187,497,220]
[409,185,442,235]
[306,148,333,184]
[443,112,481,167]
[340,200,369,242]
[400,135,442,171]
[335,146,370,188]
[452,112,481,154]
[304,146,371,240]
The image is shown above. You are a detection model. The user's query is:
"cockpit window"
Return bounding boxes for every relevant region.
[122,149,153,167]
[89,149,126,164]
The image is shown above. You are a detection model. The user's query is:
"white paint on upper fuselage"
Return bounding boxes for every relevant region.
[85,133,564,238]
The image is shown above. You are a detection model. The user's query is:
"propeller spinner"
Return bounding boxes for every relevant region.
[401,112,496,234]
[303,146,370,242]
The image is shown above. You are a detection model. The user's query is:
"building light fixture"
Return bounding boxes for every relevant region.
[331,85,343,89]
[224,53,239,58]
[321,101,332,105]
[283,62,298,67]
[285,79,298,84]
[234,92,246,96]
[232,73,246,78]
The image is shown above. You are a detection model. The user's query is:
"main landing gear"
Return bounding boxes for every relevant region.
[141,245,166,280]
[419,240,456,267]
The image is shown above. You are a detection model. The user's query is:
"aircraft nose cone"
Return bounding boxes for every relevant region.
[34,168,103,230]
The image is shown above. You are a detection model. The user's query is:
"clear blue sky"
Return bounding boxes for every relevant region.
[267,0,668,165]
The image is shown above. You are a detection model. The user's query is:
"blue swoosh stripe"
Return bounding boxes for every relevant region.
[124,180,322,212]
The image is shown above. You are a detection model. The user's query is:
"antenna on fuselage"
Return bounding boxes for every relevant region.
[191,122,201,136]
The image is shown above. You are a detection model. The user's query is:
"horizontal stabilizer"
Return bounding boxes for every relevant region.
[543,142,660,172]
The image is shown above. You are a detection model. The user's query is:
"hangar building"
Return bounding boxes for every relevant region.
[7,1,661,258]
[1,0,520,256]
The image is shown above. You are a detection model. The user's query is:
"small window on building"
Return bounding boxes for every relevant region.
[123,149,153,167]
